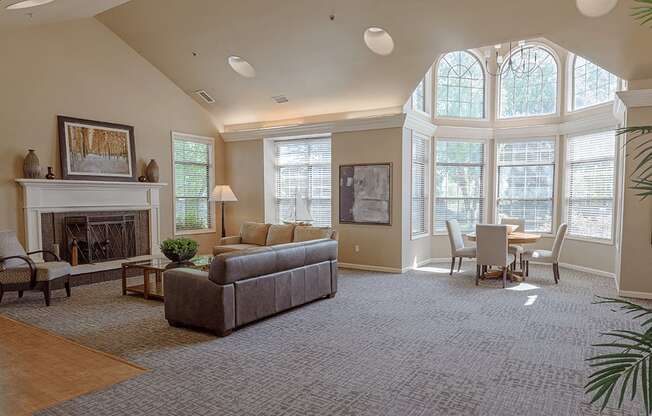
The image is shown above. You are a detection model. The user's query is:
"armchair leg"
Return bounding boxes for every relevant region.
[43,281,51,306]
[502,267,507,289]
[476,265,480,286]
[450,257,455,275]
[457,257,462,272]
[0,285,3,304]
[525,261,529,277]
[18,290,24,298]
[553,263,560,284]
[65,278,71,297]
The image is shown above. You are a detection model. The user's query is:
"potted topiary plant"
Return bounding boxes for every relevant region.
[160,237,198,264]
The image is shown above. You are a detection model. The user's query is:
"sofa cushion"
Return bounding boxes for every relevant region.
[209,247,277,285]
[266,224,295,246]
[213,244,260,256]
[0,230,28,269]
[293,226,332,242]
[240,222,271,246]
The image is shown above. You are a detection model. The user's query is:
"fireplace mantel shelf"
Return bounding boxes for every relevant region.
[16,179,167,188]
[16,178,165,259]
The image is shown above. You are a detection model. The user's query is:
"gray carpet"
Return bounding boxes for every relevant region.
[0,263,646,415]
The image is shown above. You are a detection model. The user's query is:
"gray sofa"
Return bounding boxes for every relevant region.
[164,238,338,336]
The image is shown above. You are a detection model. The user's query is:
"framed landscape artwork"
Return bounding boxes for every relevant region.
[339,163,392,225]
[57,116,137,181]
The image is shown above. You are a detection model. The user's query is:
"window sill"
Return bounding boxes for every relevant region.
[411,233,430,241]
[174,228,217,237]
[565,235,615,246]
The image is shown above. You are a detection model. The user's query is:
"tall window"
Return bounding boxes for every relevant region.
[173,134,214,233]
[434,140,485,233]
[566,131,616,240]
[436,51,485,119]
[412,78,426,113]
[496,139,556,233]
[500,46,558,118]
[411,133,429,236]
[274,137,331,227]
[572,56,618,111]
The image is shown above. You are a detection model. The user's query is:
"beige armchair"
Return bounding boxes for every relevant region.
[0,230,71,306]
[523,223,568,283]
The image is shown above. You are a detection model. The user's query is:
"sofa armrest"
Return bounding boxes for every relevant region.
[163,268,235,336]
[218,236,242,245]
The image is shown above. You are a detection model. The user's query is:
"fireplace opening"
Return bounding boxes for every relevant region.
[63,214,138,264]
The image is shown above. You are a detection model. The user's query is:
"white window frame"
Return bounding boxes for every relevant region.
[493,136,559,235]
[272,135,332,227]
[562,130,618,244]
[434,50,489,122]
[171,131,216,236]
[566,53,621,114]
[411,131,431,239]
[432,137,489,236]
[496,42,561,121]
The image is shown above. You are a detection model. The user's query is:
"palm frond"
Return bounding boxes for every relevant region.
[633,0,652,27]
[632,178,652,198]
[615,127,652,195]
[593,297,652,322]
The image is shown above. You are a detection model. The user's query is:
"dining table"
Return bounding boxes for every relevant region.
[465,231,542,281]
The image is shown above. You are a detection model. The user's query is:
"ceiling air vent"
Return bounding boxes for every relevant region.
[272,95,289,104]
[194,90,215,104]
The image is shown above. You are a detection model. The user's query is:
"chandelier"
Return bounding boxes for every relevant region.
[485,41,542,78]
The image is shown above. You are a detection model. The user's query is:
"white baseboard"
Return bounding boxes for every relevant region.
[557,262,615,279]
[338,262,404,274]
[617,290,652,300]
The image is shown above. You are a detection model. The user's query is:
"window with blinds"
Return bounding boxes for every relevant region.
[274,137,331,227]
[496,139,555,233]
[566,130,616,240]
[434,140,485,233]
[411,133,429,236]
[173,135,213,233]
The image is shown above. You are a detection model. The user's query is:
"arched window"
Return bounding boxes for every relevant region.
[572,56,618,110]
[436,51,485,119]
[499,46,558,118]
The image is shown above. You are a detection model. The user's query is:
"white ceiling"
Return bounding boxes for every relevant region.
[11,0,652,129]
[0,0,129,30]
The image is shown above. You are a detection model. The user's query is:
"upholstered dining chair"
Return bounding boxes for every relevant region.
[500,217,525,269]
[0,230,72,306]
[445,219,476,275]
[476,224,515,288]
[523,223,568,284]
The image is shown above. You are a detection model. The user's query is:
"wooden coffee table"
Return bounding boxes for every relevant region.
[121,255,212,301]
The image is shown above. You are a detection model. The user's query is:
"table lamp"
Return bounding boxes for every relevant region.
[211,185,238,237]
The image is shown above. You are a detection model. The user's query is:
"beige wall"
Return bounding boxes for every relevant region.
[618,103,652,293]
[224,139,265,235]
[332,128,404,269]
[0,18,223,254]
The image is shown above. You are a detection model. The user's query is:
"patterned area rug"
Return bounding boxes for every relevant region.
[0,264,645,415]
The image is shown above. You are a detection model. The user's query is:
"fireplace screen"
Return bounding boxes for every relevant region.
[64,214,137,264]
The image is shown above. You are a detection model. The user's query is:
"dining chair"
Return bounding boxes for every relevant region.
[475,224,515,288]
[523,223,568,284]
[500,217,525,269]
[445,219,477,275]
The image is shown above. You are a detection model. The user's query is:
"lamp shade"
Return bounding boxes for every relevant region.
[576,0,618,17]
[211,185,238,202]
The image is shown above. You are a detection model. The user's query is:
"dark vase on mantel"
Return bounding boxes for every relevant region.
[23,149,41,179]
[146,159,159,183]
[45,167,55,180]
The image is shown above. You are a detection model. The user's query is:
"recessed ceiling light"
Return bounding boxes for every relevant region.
[576,0,618,17]
[364,27,394,56]
[6,0,55,10]
[227,56,256,78]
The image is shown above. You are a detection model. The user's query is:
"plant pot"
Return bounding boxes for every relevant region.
[23,149,41,178]
[146,159,159,183]
[161,247,197,263]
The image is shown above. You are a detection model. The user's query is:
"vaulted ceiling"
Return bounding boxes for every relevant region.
[6,0,652,129]
[0,0,129,29]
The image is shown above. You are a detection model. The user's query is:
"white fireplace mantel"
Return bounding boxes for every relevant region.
[16,179,167,259]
